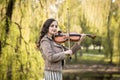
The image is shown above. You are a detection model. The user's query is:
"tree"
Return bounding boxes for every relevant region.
[0,0,44,80]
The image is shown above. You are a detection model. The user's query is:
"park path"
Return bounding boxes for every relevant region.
[63,53,120,74]
[63,64,120,74]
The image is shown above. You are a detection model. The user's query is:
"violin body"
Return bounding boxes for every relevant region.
[53,31,96,43]
[54,33,81,43]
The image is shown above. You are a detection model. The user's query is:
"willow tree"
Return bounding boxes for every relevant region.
[0,0,45,80]
[111,0,120,65]
[81,0,120,64]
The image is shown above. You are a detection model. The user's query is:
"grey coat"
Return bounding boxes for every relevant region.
[40,35,81,72]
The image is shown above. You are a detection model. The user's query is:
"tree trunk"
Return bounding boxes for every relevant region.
[5,0,15,34]
[5,0,15,80]
[107,0,113,64]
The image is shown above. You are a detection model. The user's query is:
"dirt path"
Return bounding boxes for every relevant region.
[63,64,120,74]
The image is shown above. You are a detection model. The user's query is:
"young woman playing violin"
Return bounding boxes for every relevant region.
[37,18,86,80]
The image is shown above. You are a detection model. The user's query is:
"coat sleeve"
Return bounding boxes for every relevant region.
[40,40,66,63]
[71,43,81,54]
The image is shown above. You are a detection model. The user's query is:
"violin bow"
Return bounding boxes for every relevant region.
[67,8,72,60]
[67,8,71,49]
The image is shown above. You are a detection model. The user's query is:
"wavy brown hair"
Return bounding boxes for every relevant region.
[37,18,56,48]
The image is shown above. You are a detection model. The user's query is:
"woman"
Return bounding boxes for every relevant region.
[37,18,86,80]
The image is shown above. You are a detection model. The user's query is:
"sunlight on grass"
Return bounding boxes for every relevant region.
[66,49,110,65]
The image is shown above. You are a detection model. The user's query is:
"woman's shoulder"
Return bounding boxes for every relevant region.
[41,35,52,42]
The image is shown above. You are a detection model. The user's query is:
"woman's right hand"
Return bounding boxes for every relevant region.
[64,50,73,55]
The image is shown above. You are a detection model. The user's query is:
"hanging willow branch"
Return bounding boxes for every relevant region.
[14,22,30,55]
[81,0,111,32]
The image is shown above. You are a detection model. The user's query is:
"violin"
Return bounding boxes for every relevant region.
[53,31,96,43]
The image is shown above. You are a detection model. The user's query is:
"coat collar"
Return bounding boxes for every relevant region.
[45,34,63,48]
[45,34,53,41]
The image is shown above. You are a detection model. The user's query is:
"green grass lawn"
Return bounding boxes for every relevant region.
[66,49,111,65]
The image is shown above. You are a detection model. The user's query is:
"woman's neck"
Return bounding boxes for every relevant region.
[47,33,53,39]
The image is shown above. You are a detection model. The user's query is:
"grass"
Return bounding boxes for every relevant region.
[66,49,109,65]
[63,49,120,80]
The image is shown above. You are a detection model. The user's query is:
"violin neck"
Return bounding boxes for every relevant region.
[69,34,96,39]
[86,34,96,39]
[55,33,96,39]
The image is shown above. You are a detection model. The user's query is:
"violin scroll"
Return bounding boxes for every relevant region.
[86,34,96,39]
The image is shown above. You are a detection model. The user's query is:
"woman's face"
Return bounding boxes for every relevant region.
[48,21,58,36]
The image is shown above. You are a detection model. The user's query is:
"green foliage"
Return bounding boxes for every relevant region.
[0,0,120,80]
[0,0,44,80]
[0,22,44,80]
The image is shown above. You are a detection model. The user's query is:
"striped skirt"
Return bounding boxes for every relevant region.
[44,71,62,80]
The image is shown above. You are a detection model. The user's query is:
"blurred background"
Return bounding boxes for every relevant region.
[0,0,120,80]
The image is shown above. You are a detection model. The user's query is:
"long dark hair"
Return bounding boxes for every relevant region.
[37,18,56,48]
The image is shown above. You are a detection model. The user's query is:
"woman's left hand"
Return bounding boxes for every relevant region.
[77,34,86,45]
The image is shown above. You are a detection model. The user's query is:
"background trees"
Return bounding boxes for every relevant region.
[0,0,120,80]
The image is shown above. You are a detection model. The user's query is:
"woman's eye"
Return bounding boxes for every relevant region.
[51,25,54,27]
[55,25,58,28]
[50,25,57,28]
